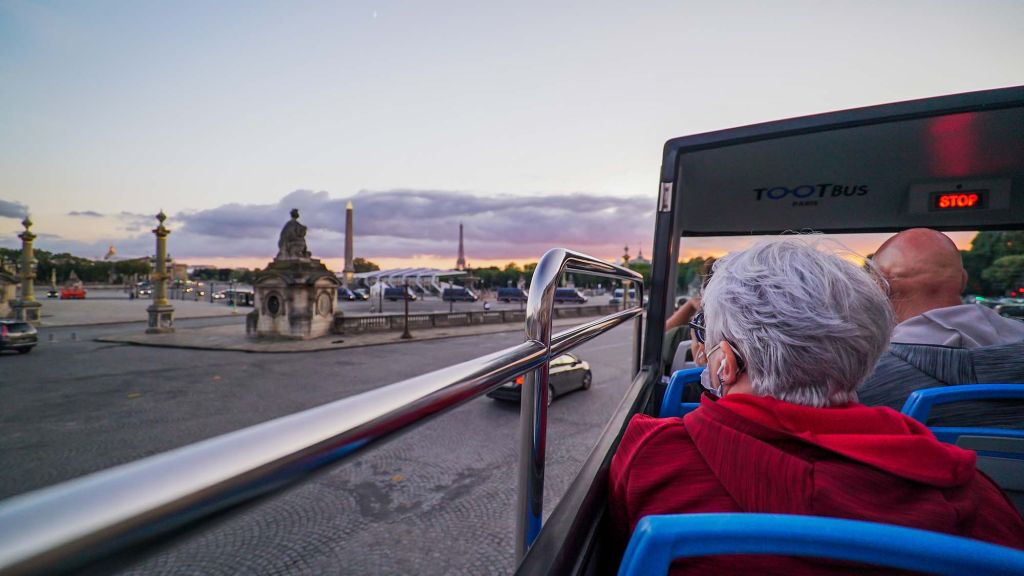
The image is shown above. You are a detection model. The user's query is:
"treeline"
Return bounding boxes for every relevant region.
[0,247,151,284]
[962,231,1024,296]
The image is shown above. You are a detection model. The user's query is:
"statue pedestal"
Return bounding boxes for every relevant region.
[249,257,340,340]
[146,303,175,334]
[12,300,41,324]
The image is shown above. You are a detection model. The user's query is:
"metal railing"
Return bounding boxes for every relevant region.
[516,248,643,559]
[0,249,643,576]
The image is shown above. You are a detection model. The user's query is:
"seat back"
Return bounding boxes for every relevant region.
[957,435,1024,515]
[901,384,1024,443]
[659,368,703,418]
[617,513,1024,576]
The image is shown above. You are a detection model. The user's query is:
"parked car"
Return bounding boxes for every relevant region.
[609,288,637,305]
[442,287,478,302]
[46,289,59,299]
[497,287,528,302]
[60,286,87,299]
[486,353,592,406]
[385,287,418,301]
[553,288,587,304]
[0,320,37,355]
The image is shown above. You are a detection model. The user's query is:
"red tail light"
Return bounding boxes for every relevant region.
[1,325,7,338]
[515,375,524,386]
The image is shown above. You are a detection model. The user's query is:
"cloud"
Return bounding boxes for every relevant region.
[68,210,104,217]
[170,189,657,262]
[0,199,29,220]
[1,189,658,264]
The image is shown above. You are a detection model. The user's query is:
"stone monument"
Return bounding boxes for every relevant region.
[0,263,18,319]
[249,209,340,339]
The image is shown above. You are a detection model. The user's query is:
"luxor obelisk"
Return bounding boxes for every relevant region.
[343,201,355,286]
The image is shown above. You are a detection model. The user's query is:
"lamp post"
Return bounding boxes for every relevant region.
[400,279,413,340]
[146,211,175,333]
[13,216,42,324]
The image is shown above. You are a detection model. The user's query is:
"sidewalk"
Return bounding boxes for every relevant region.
[97,317,593,353]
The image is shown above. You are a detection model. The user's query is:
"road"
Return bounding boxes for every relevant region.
[0,317,637,575]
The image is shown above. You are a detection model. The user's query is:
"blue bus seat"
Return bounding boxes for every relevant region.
[617,513,1024,576]
[659,368,703,418]
[901,384,1024,444]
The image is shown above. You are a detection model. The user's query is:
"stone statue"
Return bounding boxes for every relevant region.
[276,208,311,260]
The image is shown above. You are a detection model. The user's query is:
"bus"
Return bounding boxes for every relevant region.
[1,86,1023,575]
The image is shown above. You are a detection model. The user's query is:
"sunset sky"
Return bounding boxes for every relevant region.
[2,1,1021,271]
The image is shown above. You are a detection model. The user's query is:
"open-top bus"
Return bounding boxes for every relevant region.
[1,86,1023,575]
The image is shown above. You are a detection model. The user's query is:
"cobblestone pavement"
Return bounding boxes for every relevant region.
[1,319,636,575]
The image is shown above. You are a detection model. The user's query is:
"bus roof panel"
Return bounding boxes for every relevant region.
[664,86,1024,236]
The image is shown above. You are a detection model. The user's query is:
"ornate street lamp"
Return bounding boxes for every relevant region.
[13,216,42,324]
[146,210,175,333]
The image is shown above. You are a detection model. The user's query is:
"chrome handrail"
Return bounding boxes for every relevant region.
[516,248,644,559]
[0,255,642,576]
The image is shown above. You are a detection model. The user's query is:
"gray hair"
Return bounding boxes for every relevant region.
[701,238,894,407]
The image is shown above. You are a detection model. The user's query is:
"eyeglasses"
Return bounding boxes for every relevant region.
[688,311,706,344]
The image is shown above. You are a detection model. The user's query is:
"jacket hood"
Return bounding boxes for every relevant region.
[685,395,976,492]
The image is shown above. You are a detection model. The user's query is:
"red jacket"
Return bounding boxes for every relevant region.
[609,394,1024,575]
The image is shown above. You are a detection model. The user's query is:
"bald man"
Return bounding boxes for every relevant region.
[860,228,1024,428]
[873,228,1024,348]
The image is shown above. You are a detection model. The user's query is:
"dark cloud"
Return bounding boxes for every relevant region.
[1,190,658,263]
[174,189,656,261]
[68,210,104,217]
[0,199,29,220]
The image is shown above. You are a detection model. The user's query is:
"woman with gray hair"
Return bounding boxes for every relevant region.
[610,238,1024,575]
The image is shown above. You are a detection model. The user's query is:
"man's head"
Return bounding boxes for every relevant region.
[872,228,967,323]
[290,208,300,219]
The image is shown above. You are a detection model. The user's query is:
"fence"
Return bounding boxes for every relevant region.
[333,305,623,333]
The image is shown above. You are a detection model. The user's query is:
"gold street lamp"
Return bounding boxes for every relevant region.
[13,216,42,324]
[146,210,175,333]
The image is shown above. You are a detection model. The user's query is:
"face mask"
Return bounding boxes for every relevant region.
[699,343,726,397]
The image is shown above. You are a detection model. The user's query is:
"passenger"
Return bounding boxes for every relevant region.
[663,258,714,377]
[610,239,1024,575]
[859,228,1024,427]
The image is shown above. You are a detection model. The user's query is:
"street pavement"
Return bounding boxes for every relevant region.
[0,317,637,575]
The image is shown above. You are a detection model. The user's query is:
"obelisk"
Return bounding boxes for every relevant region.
[456,223,466,271]
[343,200,355,286]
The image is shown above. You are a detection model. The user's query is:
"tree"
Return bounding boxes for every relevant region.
[353,257,380,273]
[981,255,1024,296]
[963,231,1024,294]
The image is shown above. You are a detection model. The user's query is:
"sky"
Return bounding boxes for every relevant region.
[1,0,1022,271]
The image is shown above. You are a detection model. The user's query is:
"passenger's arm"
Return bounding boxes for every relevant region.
[665,297,700,331]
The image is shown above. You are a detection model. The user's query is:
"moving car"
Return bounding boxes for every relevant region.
[353,288,369,300]
[553,287,587,303]
[0,320,37,354]
[487,353,592,405]
[60,286,86,299]
[497,287,528,302]
[442,287,478,302]
[337,288,362,301]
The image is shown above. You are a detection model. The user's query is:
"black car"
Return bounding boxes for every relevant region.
[338,287,365,301]
[554,288,587,304]
[0,320,37,355]
[384,287,418,301]
[442,287,478,302]
[486,353,592,406]
[497,287,528,302]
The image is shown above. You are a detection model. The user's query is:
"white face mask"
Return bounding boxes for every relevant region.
[699,343,726,397]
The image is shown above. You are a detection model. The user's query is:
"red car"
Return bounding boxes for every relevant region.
[60,286,87,299]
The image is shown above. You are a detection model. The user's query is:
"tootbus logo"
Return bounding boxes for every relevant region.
[754,183,869,201]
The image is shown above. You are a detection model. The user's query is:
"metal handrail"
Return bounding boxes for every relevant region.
[0,252,643,576]
[516,248,644,559]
